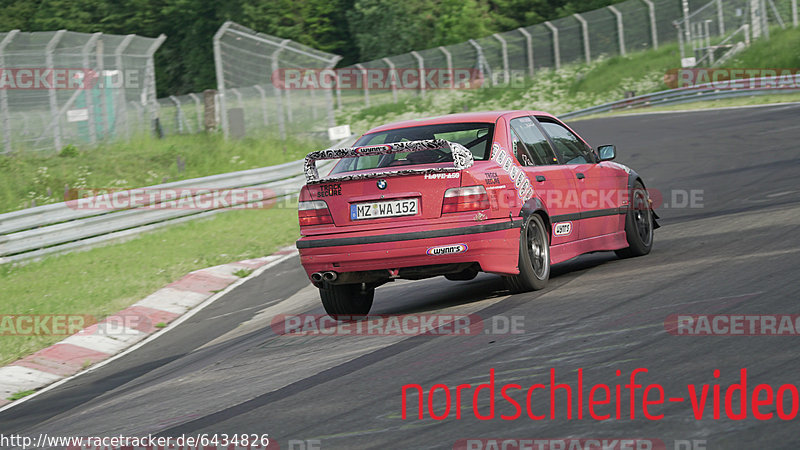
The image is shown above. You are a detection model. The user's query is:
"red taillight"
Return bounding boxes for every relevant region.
[298,200,333,226]
[442,185,489,214]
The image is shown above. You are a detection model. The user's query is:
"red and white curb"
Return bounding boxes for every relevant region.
[0,245,299,409]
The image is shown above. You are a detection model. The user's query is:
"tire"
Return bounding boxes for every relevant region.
[503,214,550,293]
[319,283,375,318]
[615,181,654,259]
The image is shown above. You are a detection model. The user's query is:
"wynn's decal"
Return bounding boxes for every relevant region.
[553,221,572,236]
[426,243,468,256]
[491,143,534,201]
[304,139,474,183]
[484,172,500,185]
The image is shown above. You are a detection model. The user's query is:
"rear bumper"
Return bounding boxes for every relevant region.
[297,219,522,277]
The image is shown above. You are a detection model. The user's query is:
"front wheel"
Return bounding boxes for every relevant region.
[320,283,374,318]
[615,181,654,258]
[504,214,550,293]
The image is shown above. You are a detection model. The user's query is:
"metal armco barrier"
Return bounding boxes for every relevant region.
[560,76,797,119]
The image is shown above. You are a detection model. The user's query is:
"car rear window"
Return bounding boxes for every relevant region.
[331,122,494,174]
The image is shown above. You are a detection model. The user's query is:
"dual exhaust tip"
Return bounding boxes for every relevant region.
[311,271,338,282]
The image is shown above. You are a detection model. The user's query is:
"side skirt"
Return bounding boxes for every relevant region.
[550,231,628,265]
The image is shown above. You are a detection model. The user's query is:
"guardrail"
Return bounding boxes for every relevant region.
[0,137,352,265]
[560,76,797,119]
[2,79,795,265]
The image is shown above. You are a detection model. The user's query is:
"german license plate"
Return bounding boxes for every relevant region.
[350,198,418,220]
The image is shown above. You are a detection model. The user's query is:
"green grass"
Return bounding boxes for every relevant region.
[233,268,254,278]
[728,26,800,68]
[0,132,323,214]
[0,200,299,365]
[7,389,36,401]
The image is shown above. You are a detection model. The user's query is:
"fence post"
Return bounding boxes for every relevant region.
[573,14,591,63]
[682,0,691,43]
[491,34,510,85]
[793,0,798,27]
[252,85,269,126]
[411,51,425,98]
[169,95,184,134]
[543,22,561,70]
[271,39,290,140]
[0,30,19,154]
[188,92,203,131]
[145,34,166,137]
[213,22,232,139]
[114,34,135,141]
[469,39,491,82]
[517,27,534,77]
[607,6,626,56]
[81,33,101,145]
[641,0,659,49]
[761,0,770,39]
[95,38,108,138]
[355,64,370,107]
[325,56,341,129]
[45,30,67,152]
[675,23,686,61]
[436,48,453,89]
[716,0,725,35]
[383,57,400,100]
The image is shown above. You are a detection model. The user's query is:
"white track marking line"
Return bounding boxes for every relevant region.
[0,250,298,414]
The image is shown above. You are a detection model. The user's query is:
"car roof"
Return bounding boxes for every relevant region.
[365,110,556,134]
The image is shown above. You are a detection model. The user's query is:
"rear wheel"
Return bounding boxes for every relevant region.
[504,214,550,293]
[615,181,654,258]
[319,283,374,318]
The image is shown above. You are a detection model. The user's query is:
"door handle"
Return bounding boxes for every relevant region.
[536,175,546,182]
[576,172,585,179]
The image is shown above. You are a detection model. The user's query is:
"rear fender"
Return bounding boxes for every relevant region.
[519,197,552,243]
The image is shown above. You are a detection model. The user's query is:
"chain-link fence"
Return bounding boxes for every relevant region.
[337,0,798,110]
[674,0,798,66]
[5,1,797,151]
[0,30,165,154]
[212,21,341,141]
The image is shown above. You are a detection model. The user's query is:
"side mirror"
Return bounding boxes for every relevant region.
[597,144,616,161]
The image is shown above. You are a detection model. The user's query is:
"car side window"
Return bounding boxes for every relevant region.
[510,129,534,166]
[510,117,559,166]
[537,118,595,165]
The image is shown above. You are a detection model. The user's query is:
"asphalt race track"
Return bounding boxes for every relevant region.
[2,103,800,449]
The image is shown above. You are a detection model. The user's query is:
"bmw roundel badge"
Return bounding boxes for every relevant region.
[377,179,387,190]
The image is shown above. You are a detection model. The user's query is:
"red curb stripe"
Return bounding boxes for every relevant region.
[109,305,181,333]
[167,271,236,294]
[12,343,111,377]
